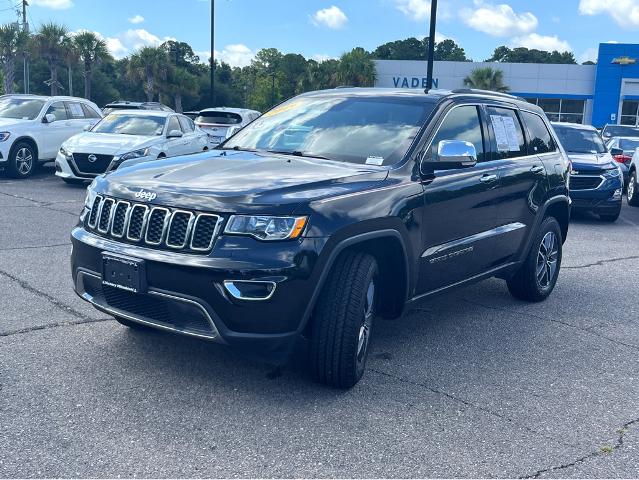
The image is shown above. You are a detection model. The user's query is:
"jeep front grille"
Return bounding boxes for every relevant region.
[87,195,222,253]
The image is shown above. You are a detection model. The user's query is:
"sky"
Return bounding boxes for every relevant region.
[2,0,639,66]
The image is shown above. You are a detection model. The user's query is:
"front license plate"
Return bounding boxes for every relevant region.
[102,253,146,293]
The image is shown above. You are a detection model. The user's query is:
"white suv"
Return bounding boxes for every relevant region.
[0,95,102,178]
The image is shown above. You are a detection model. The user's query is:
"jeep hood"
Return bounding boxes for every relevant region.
[95,150,388,214]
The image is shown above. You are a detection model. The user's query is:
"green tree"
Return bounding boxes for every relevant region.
[372,37,424,60]
[127,46,169,102]
[33,22,69,95]
[160,40,200,70]
[0,24,29,94]
[337,47,376,87]
[73,31,110,100]
[165,67,198,112]
[463,67,509,92]
[434,39,468,61]
[61,35,78,96]
[487,46,576,64]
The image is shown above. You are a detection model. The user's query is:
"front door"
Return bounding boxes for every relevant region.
[417,104,506,294]
[41,102,74,159]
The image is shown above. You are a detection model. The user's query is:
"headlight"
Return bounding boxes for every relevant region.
[84,182,97,209]
[120,148,150,161]
[0,132,10,142]
[59,146,72,160]
[603,166,622,178]
[225,215,308,240]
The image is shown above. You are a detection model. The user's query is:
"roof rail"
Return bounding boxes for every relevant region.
[450,88,524,101]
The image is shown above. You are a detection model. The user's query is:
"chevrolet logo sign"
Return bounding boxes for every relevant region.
[612,56,637,65]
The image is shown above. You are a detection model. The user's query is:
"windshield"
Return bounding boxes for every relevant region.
[0,98,46,120]
[603,125,639,137]
[92,114,165,136]
[619,139,639,151]
[553,125,606,154]
[223,95,434,165]
[196,111,242,125]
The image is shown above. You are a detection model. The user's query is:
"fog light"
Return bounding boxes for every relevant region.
[223,280,276,301]
[612,189,622,199]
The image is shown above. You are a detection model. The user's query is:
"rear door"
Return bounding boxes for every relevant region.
[417,104,506,293]
[165,115,189,157]
[178,115,204,154]
[489,107,553,261]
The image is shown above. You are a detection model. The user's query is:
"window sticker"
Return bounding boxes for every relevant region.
[365,155,384,166]
[69,103,84,118]
[490,115,520,152]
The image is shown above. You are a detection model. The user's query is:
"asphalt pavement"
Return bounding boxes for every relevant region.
[1,165,638,478]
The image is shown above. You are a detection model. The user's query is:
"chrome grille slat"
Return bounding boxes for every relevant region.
[86,195,220,253]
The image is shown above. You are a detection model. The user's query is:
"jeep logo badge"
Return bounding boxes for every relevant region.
[134,189,157,201]
[88,154,97,163]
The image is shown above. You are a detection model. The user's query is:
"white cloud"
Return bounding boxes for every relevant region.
[29,0,73,9]
[461,1,537,37]
[213,44,255,67]
[579,0,639,28]
[312,53,336,62]
[128,14,145,24]
[311,6,348,29]
[106,37,128,58]
[511,33,572,52]
[394,0,431,20]
[579,47,598,63]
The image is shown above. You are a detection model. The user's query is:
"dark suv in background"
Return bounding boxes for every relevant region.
[71,88,570,388]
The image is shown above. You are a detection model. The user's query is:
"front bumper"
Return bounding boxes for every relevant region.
[55,152,82,180]
[71,226,328,361]
[0,141,10,167]
[570,176,622,214]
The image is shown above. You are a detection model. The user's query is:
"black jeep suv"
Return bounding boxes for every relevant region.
[71,88,570,388]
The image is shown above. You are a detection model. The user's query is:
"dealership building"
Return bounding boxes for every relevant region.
[374,43,639,128]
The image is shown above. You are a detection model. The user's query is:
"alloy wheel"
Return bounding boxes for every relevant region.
[536,231,559,289]
[629,176,635,201]
[16,147,33,176]
[356,278,375,364]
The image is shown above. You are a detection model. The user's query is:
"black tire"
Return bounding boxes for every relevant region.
[7,141,37,178]
[507,217,562,302]
[114,316,151,331]
[309,251,378,389]
[62,178,87,186]
[600,209,621,222]
[627,170,639,207]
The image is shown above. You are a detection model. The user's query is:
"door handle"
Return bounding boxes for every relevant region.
[530,165,545,174]
[480,174,498,183]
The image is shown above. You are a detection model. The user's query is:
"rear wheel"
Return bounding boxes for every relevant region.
[7,141,37,178]
[507,217,562,302]
[309,251,378,389]
[627,170,639,207]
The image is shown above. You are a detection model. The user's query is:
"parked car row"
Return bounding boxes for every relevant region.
[0,94,261,180]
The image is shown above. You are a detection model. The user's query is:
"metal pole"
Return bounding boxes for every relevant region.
[210,0,215,106]
[425,0,437,91]
[22,0,29,94]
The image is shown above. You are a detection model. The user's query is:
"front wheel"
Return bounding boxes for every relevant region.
[627,170,639,207]
[507,217,562,302]
[309,251,378,389]
[7,141,37,178]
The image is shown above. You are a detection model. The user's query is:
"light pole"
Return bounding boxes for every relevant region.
[210,0,215,106]
[425,0,437,91]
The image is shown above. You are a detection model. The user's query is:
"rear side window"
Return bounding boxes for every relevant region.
[81,103,101,119]
[66,102,85,119]
[486,107,526,159]
[521,111,556,154]
[195,111,242,125]
[167,116,182,133]
[429,105,486,162]
[178,116,194,132]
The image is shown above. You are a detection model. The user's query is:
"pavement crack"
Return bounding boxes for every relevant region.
[462,298,639,352]
[564,255,639,270]
[0,317,113,338]
[520,418,639,478]
[0,243,70,252]
[0,268,88,321]
[369,368,576,448]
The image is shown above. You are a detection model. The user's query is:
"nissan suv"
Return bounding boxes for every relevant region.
[71,88,570,388]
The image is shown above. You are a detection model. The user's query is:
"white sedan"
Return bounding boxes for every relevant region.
[195,107,261,146]
[55,110,209,183]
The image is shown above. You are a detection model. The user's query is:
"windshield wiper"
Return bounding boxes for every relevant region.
[266,149,332,160]
[217,145,258,152]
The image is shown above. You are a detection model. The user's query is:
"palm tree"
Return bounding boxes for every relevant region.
[337,48,376,87]
[0,24,28,94]
[33,22,68,95]
[127,47,169,102]
[73,31,109,100]
[463,67,509,92]
[62,35,78,96]
[164,67,197,113]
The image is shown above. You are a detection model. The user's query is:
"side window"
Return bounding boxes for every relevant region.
[81,103,101,119]
[66,102,86,119]
[429,105,486,162]
[521,111,556,154]
[166,116,182,133]
[45,102,68,121]
[486,107,526,159]
[178,116,194,132]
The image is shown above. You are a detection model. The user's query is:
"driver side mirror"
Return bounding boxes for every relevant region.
[42,113,56,124]
[167,129,183,139]
[420,140,478,173]
[610,147,623,156]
